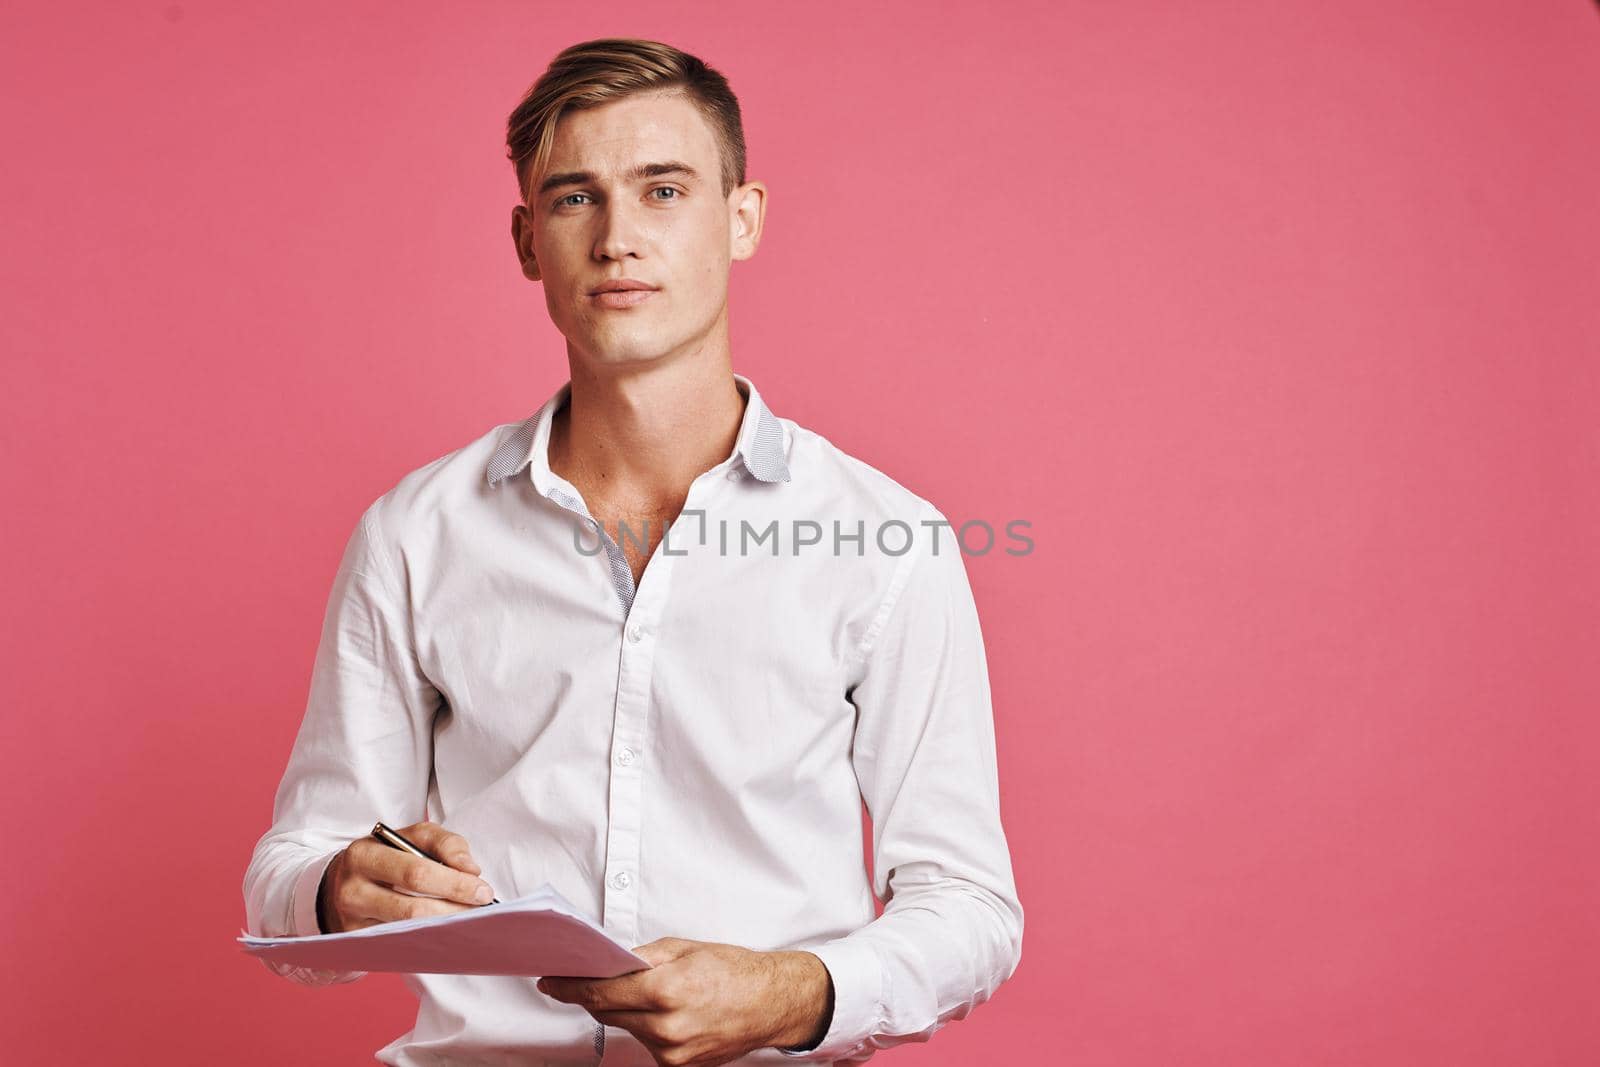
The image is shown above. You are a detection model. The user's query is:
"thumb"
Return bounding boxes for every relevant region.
[629,937,696,967]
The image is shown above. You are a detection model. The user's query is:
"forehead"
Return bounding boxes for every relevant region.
[546,90,720,176]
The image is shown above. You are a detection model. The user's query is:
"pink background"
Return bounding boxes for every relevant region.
[4,2,1597,1063]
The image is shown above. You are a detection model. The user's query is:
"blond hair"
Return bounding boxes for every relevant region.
[506,38,747,203]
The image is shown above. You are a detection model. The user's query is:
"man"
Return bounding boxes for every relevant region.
[243,37,1023,1067]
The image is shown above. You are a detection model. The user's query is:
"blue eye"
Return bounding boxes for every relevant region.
[556,188,679,208]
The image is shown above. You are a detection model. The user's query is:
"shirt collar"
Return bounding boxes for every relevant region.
[485,372,791,489]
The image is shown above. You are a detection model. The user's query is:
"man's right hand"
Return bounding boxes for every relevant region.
[315,821,496,934]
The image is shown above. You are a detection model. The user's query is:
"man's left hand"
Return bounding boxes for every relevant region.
[536,937,832,1066]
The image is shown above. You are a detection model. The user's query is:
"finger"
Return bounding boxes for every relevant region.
[330,870,472,930]
[538,977,605,1007]
[349,838,494,905]
[628,938,692,967]
[402,821,482,875]
[536,977,568,1001]
[581,1009,663,1045]
[538,974,660,1013]
[370,883,477,925]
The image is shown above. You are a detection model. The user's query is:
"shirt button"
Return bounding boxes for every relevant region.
[615,747,635,766]
[726,468,743,481]
[609,871,631,890]
[626,623,645,643]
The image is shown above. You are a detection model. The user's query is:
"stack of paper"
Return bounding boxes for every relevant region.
[238,882,650,978]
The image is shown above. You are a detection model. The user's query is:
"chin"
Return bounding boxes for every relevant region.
[576,338,677,369]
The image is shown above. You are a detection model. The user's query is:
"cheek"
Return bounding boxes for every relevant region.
[670,215,730,281]
[683,241,728,295]
[544,285,576,326]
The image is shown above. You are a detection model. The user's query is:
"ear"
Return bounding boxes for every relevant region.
[729,180,767,263]
[511,203,541,281]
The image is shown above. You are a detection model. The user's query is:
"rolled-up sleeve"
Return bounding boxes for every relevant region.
[780,503,1024,1061]
[240,502,441,987]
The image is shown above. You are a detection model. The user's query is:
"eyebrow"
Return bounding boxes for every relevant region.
[537,160,702,197]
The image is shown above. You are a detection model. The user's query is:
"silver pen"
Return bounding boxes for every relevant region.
[370,821,501,905]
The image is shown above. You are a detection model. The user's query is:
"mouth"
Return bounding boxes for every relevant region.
[590,288,658,309]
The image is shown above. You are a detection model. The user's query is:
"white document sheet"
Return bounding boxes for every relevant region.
[238,882,650,978]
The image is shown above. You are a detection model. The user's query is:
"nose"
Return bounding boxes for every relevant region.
[592,200,645,262]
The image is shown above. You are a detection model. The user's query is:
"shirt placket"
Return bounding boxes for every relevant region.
[539,467,731,1066]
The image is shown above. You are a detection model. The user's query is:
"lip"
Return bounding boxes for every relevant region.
[590,288,658,309]
[588,278,657,294]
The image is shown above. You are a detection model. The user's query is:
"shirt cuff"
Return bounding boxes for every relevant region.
[776,937,884,1060]
[290,849,340,937]
[254,849,367,987]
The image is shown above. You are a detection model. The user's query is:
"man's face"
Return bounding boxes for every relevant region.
[511,89,764,373]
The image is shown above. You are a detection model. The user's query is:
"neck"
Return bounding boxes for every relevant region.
[548,352,746,510]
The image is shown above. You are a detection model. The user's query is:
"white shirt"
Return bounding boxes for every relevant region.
[242,373,1024,1066]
